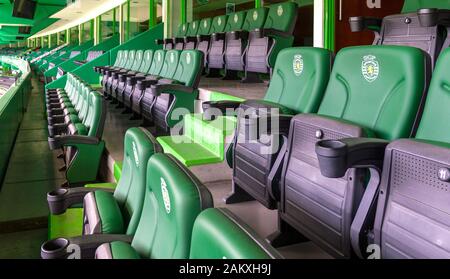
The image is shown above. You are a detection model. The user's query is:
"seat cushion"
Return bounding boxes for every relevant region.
[95,241,140,259]
[83,191,124,235]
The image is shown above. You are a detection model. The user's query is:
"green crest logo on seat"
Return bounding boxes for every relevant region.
[204,20,207,28]
[193,22,196,28]
[277,5,284,16]
[253,11,258,21]
[170,52,175,63]
[361,55,379,83]
[132,141,139,167]
[234,14,239,23]
[186,53,191,64]
[157,52,161,61]
[218,17,222,26]
[161,177,171,214]
[183,24,186,31]
[293,54,304,76]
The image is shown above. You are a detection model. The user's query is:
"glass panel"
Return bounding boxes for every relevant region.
[193,0,255,19]
[70,27,79,45]
[100,8,119,42]
[82,21,92,42]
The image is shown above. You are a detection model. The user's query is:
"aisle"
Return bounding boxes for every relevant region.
[0,74,62,258]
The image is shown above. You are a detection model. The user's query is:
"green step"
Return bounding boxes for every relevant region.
[157,113,237,167]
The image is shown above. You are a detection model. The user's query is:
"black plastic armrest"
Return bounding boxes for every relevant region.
[48,135,100,150]
[48,114,65,125]
[41,234,132,259]
[48,123,68,138]
[197,34,211,41]
[229,30,249,40]
[202,100,243,120]
[255,114,293,137]
[211,32,226,41]
[163,38,174,44]
[315,137,389,178]
[137,79,158,90]
[349,16,382,32]
[155,39,165,45]
[127,75,146,85]
[151,83,194,96]
[47,187,115,215]
[184,36,197,43]
[260,28,292,38]
[48,108,64,116]
[173,37,184,43]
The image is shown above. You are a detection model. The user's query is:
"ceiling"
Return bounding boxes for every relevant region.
[0,0,68,44]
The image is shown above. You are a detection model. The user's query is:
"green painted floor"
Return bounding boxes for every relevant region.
[0,74,61,258]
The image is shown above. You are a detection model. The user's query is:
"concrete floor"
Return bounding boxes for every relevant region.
[0,74,59,258]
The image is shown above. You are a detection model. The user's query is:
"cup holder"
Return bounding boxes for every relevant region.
[315,140,348,178]
[48,188,68,198]
[349,16,365,32]
[47,188,69,215]
[418,8,438,27]
[41,238,69,259]
[316,140,347,157]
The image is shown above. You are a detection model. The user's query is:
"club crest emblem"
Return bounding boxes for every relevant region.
[234,14,239,23]
[253,11,258,21]
[186,52,191,64]
[277,5,284,16]
[193,22,196,29]
[183,24,186,31]
[361,55,379,82]
[132,141,139,167]
[161,178,171,214]
[293,54,304,76]
[204,20,207,28]
[157,52,161,61]
[218,17,222,26]
[170,52,174,63]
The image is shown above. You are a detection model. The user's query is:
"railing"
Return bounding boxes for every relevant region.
[0,56,32,185]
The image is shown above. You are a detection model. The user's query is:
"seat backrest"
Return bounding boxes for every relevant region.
[190,208,281,259]
[415,47,450,143]
[172,50,203,88]
[120,50,129,67]
[131,153,213,259]
[198,18,212,35]
[263,47,332,114]
[224,11,247,32]
[210,15,228,33]
[138,50,154,73]
[175,22,189,37]
[242,7,268,31]
[113,127,161,235]
[263,2,297,33]
[318,45,428,140]
[148,50,166,76]
[114,50,124,67]
[130,50,144,71]
[372,48,450,259]
[124,50,136,69]
[186,20,200,36]
[85,91,106,138]
[159,50,180,79]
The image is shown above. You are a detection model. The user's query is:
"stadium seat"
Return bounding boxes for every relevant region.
[41,153,214,259]
[204,47,332,209]
[269,45,430,258]
[223,7,268,79]
[184,20,200,50]
[208,11,246,77]
[47,127,161,237]
[195,18,213,65]
[315,47,450,259]
[159,22,190,50]
[112,50,145,104]
[190,208,282,259]
[243,2,298,83]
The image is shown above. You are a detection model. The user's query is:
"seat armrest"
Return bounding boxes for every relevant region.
[48,135,100,150]
[155,38,165,45]
[127,75,146,86]
[202,100,243,120]
[48,108,64,116]
[349,16,382,32]
[137,78,159,90]
[173,37,184,44]
[197,34,211,41]
[41,234,132,259]
[163,38,174,44]
[315,137,389,179]
[253,28,292,39]
[211,32,226,41]
[229,30,249,40]
[184,36,198,43]
[150,83,194,97]
[48,114,65,126]
[48,123,68,138]
[254,114,293,137]
[47,187,115,215]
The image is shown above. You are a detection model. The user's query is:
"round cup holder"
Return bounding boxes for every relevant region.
[41,238,69,259]
[418,8,438,27]
[48,188,68,199]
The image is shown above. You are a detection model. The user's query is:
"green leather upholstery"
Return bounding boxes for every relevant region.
[137,50,153,73]
[263,47,332,114]
[198,18,212,35]
[95,153,214,259]
[175,22,189,37]
[415,47,450,143]
[129,50,144,71]
[171,50,203,87]
[224,11,247,32]
[83,127,160,235]
[190,208,281,259]
[186,20,200,36]
[159,50,180,79]
[242,7,268,30]
[210,15,228,33]
[264,2,297,33]
[318,45,427,140]
[147,50,166,76]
